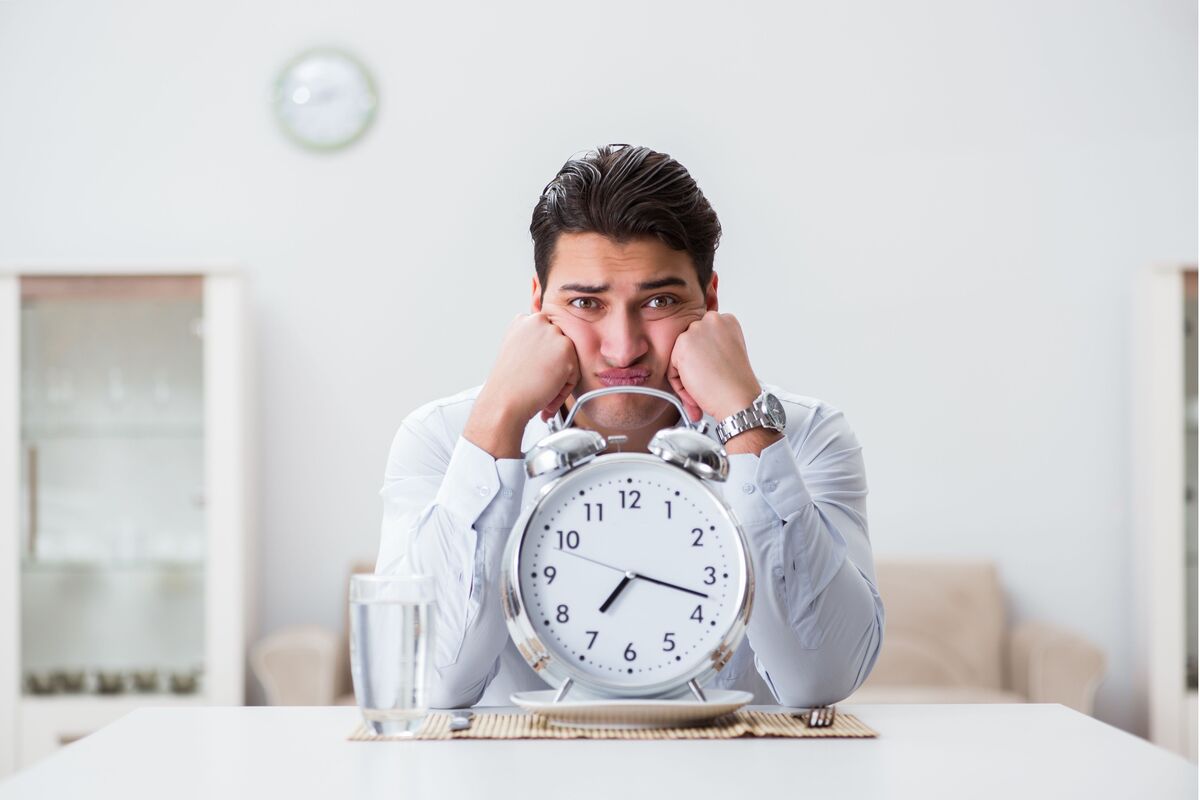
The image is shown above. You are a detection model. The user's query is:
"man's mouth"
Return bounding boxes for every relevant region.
[597,368,651,387]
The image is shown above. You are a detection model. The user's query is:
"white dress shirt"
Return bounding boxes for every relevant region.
[376,382,884,708]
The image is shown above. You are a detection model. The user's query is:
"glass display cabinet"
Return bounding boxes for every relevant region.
[0,269,251,774]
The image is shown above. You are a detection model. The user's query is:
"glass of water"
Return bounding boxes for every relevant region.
[349,573,436,737]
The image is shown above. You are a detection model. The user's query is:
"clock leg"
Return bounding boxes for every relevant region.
[553,677,575,704]
[688,679,708,703]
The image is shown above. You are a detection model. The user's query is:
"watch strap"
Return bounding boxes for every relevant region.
[716,399,770,445]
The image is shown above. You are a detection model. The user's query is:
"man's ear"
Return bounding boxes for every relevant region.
[531,275,542,312]
[705,273,719,312]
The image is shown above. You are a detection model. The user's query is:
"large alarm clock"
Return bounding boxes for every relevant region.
[500,387,754,702]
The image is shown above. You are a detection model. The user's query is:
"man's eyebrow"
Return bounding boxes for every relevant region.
[557,282,609,294]
[555,277,690,294]
[636,277,689,292]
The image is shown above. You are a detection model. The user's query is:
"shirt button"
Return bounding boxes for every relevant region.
[765,480,779,492]
[476,485,488,497]
[742,483,755,495]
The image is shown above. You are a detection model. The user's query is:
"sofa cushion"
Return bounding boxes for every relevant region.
[862,560,1007,691]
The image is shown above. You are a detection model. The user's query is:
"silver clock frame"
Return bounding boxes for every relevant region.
[499,387,755,701]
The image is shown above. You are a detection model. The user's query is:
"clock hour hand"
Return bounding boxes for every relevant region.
[635,573,709,599]
[598,571,636,613]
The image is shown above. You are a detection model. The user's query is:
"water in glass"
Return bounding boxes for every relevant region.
[350,574,435,737]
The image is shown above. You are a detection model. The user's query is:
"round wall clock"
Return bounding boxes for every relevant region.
[272,48,378,151]
[500,387,755,703]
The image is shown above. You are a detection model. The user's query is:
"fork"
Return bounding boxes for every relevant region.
[801,705,836,728]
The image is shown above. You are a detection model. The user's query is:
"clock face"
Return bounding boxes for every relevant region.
[273,49,377,151]
[512,455,749,695]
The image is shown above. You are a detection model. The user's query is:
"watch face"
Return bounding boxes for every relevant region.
[761,393,786,430]
[511,454,749,696]
[273,49,377,151]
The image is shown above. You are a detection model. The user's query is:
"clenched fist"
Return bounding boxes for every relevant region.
[667,311,762,424]
[464,313,580,458]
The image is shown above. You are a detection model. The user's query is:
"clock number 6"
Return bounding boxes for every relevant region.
[624,643,637,662]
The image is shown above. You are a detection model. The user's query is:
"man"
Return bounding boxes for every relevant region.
[377,144,883,708]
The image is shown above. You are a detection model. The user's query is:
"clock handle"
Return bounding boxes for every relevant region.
[550,386,698,434]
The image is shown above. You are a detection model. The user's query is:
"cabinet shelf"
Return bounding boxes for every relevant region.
[21,693,208,706]
[20,559,204,573]
[21,424,203,440]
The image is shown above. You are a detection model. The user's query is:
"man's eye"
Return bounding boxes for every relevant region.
[569,297,600,311]
[645,295,678,309]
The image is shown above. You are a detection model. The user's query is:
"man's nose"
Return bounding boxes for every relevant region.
[599,309,649,367]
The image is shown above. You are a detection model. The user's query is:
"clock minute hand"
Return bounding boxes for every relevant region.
[635,573,709,599]
[556,548,627,574]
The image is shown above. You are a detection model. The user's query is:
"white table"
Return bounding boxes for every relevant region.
[0,704,1194,799]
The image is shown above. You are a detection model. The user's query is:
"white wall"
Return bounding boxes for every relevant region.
[0,0,1194,734]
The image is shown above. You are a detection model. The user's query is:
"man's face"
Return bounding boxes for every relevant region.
[533,231,717,431]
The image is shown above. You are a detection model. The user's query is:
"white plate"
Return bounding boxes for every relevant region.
[510,689,753,729]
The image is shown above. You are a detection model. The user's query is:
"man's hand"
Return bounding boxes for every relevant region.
[463,313,580,459]
[667,311,762,424]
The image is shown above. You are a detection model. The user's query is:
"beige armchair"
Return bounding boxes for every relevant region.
[249,562,370,706]
[251,559,1106,716]
[250,624,352,706]
[845,560,1106,715]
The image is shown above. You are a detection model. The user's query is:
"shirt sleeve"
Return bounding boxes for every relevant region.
[720,403,884,707]
[376,415,526,708]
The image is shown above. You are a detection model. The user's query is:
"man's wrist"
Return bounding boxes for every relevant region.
[709,384,762,422]
[463,403,528,460]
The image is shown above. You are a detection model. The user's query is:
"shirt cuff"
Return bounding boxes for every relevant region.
[723,435,813,524]
[435,436,526,530]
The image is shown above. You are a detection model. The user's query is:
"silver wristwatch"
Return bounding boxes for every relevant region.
[714,390,787,445]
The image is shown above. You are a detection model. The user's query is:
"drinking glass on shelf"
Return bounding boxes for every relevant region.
[349,573,436,737]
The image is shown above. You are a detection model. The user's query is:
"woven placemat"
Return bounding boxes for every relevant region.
[349,710,877,740]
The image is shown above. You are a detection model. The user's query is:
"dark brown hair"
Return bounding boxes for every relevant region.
[530,144,722,293]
